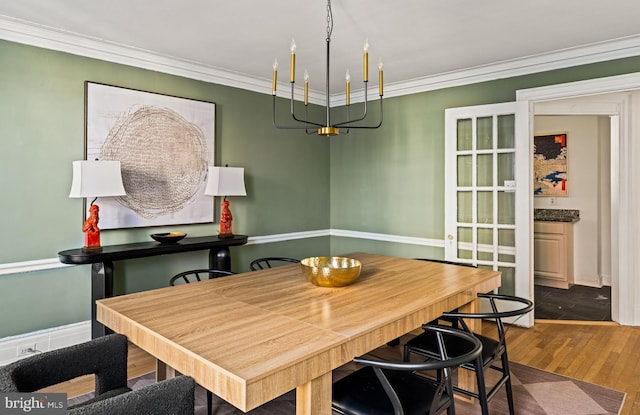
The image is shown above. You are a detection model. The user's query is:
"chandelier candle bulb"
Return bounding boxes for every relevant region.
[304,70,309,105]
[363,39,369,82]
[345,69,351,106]
[378,58,384,96]
[272,59,278,94]
[290,39,296,83]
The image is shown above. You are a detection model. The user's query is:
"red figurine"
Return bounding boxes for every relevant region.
[219,199,233,237]
[82,204,101,250]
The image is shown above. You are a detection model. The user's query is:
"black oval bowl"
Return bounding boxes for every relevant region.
[150,232,187,243]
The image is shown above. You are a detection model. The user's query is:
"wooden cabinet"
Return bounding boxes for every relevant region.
[534,221,574,289]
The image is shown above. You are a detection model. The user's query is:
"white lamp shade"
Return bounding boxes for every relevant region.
[69,160,126,198]
[204,166,246,197]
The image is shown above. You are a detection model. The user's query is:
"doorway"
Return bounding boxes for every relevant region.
[532,113,613,321]
[518,76,640,325]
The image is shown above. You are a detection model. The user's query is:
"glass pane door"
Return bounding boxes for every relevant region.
[444,102,529,310]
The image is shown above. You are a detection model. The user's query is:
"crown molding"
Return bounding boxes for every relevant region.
[2,16,640,106]
[343,34,640,105]
[0,16,271,94]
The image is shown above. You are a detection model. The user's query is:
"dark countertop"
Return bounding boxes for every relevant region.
[534,209,580,223]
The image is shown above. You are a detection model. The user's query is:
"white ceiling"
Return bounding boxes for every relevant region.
[2,0,640,100]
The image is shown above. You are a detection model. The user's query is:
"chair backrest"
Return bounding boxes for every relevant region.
[0,334,195,415]
[249,257,300,271]
[0,333,128,394]
[414,258,477,267]
[169,269,235,286]
[69,376,195,415]
[443,293,534,347]
[356,325,482,373]
[352,325,482,414]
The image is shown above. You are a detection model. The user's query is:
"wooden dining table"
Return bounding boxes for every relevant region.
[97,252,501,414]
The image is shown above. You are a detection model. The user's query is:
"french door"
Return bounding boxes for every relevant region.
[444,102,532,326]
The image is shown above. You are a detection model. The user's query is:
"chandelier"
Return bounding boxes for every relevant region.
[271,0,383,136]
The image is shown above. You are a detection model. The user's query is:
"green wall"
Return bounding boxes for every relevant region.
[0,40,330,337]
[330,57,640,246]
[2,38,640,338]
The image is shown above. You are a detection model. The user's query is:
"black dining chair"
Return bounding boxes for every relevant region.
[404,293,534,415]
[169,269,236,286]
[0,334,195,415]
[249,257,300,271]
[333,325,483,415]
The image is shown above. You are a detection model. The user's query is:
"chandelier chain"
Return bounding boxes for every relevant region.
[326,0,333,41]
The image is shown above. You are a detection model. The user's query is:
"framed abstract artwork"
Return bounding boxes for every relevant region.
[85,82,216,229]
[533,132,567,196]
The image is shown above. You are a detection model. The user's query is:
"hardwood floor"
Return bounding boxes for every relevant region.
[502,321,640,415]
[46,321,639,414]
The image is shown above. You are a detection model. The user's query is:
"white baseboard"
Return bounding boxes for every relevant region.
[572,272,608,288]
[0,321,91,366]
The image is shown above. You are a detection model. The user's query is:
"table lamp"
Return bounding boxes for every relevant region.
[204,165,246,238]
[69,160,126,251]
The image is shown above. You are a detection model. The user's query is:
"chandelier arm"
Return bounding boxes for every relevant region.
[287,107,324,128]
[342,106,350,134]
[272,95,323,130]
[289,82,325,128]
[334,82,370,127]
[304,106,318,134]
[336,97,383,130]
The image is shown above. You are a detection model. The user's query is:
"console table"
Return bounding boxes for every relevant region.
[58,234,248,338]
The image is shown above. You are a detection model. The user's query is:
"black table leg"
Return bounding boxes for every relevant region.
[209,247,231,271]
[91,261,114,338]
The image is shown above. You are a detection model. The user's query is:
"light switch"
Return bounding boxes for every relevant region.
[504,180,516,193]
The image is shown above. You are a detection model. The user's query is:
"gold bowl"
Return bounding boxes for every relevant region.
[300,256,362,287]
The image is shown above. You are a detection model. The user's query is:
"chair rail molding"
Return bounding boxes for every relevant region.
[330,229,444,248]
[0,258,70,276]
[0,229,529,278]
[1,229,445,276]
[0,230,527,276]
